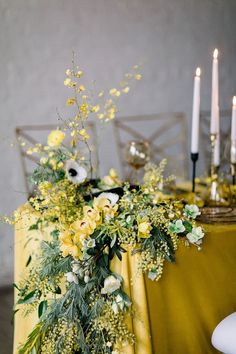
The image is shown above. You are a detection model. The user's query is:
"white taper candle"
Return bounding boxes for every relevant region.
[211,49,219,135]
[191,67,201,153]
[231,96,236,163]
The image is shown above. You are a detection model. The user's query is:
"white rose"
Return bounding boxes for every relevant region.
[72,262,81,274]
[65,272,78,284]
[187,226,204,245]
[101,275,121,294]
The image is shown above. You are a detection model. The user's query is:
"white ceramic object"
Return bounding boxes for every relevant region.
[212,312,236,354]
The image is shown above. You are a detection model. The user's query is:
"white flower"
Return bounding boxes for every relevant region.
[85,238,96,248]
[65,160,87,184]
[72,262,81,274]
[168,219,185,234]
[111,302,119,314]
[187,226,205,245]
[84,275,90,283]
[184,204,201,219]
[148,270,157,281]
[65,272,78,284]
[97,192,119,206]
[101,275,121,294]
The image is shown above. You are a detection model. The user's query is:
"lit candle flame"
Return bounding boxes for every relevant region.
[196,67,201,77]
[213,48,218,59]
[233,96,236,106]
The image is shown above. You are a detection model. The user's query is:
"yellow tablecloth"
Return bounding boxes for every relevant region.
[14,207,236,354]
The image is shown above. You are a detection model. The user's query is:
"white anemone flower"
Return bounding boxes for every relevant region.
[97,192,119,206]
[65,160,87,184]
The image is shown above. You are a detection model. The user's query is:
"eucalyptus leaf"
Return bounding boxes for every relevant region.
[38,300,48,318]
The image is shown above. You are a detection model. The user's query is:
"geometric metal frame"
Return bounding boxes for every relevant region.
[113,113,188,180]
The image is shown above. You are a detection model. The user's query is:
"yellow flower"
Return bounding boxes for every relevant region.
[97,113,104,120]
[79,129,89,141]
[98,91,104,97]
[78,85,85,92]
[49,158,57,170]
[65,69,72,76]
[71,218,96,238]
[76,70,83,78]
[47,130,65,147]
[110,168,118,179]
[91,105,100,113]
[109,88,121,97]
[57,161,64,169]
[40,157,48,165]
[26,148,33,155]
[102,168,120,186]
[60,230,82,259]
[79,102,89,117]
[66,97,76,106]
[103,175,115,186]
[122,86,130,93]
[93,197,118,219]
[83,206,101,224]
[64,78,72,86]
[135,74,142,80]
[38,181,52,195]
[137,216,152,239]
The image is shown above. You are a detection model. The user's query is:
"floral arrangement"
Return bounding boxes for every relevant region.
[12,61,205,354]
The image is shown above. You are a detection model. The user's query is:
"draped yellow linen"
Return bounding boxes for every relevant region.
[13,206,236,354]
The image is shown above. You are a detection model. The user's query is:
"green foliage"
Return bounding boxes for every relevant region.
[18,322,44,354]
[30,165,65,186]
[38,301,48,319]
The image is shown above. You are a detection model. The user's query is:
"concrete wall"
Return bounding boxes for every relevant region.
[0,0,236,285]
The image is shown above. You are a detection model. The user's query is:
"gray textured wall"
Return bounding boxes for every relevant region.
[0,0,236,285]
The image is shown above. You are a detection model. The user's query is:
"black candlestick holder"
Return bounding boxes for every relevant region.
[191,152,199,193]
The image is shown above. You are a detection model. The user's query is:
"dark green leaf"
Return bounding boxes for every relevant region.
[110,234,117,248]
[38,300,48,318]
[183,221,192,233]
[28,223,39,231]
[115,248,122,261]
[13,283,21,291]
[17,290,39,305]
[26,255,32,267]
[50,229,60,239]
[53,286,61,294]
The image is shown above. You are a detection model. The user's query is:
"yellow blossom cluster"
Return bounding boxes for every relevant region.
[138,249,164,281]
[41,318,80,354]
[137,215,152,239]
[26,143,43,155]
[92,303,135,350]
[59,197,118,259]
[29,179,83,225]
[102,168,121,187]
